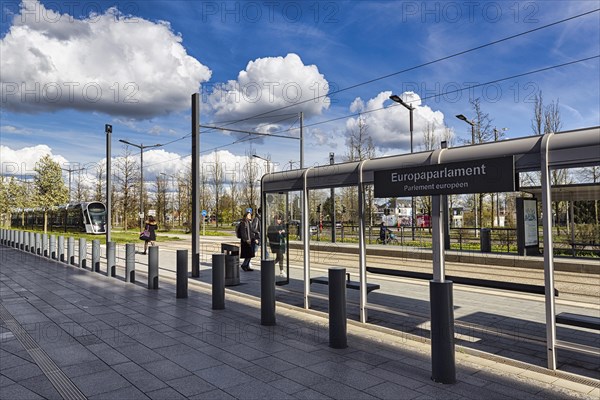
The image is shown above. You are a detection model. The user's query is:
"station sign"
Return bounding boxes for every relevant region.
[374,156,516,197]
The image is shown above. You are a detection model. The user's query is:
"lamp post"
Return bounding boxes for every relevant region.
[252,154,271,175]
[455,114,477,233]
[61,165,85,203]
[329,152,336,243]
[119,139,163,231]
[105,124,112,243]
[390,94,416,240]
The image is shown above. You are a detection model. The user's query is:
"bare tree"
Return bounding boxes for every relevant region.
[115,146,139,230]
[155,174,168,226]
[241,152,260,209]
[531,91,544,136]
[229,170,239,222]
[209,152,225,226]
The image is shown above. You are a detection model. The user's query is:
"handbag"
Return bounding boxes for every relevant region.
[139,229,151,240]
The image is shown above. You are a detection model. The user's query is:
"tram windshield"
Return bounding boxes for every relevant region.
[87,203,106,226]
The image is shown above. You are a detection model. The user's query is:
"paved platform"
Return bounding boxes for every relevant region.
[1,244,599,399]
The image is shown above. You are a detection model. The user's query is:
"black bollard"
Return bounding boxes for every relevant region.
[30,232,36,254]
[261,259,276,326]
[329,267,348,349]
[125,243,135,283]
[176,249,188,299]
[92,240,100,272]
[107,242,116,277]
[212,254,225,309]
[78,238,86,268]
[148,246,159,289]
[430,280,456,384]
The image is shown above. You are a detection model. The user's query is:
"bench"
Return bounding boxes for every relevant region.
[556,312,600,330]
[310,274,380,294]
[366,267,559,296]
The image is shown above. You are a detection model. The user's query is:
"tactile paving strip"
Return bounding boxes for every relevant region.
[0,303,87,400]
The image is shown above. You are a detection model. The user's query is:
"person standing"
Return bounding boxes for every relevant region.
[142,216,158,254]
[239,210,257,271]
[267,215,286,277]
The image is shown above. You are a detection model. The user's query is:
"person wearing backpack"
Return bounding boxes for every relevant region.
[239,210,257,271]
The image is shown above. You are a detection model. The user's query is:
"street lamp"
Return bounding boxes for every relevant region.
[119,139,163,231]
[390,94,416,240]
[252,154,271,174]
[61,165,85,203]
[455,114,477,232]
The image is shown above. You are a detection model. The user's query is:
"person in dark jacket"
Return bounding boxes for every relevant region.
[142,216,158,254]
[267,215,286,277]
[239,210,257,271]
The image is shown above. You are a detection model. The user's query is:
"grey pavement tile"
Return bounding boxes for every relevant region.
[70,369,132,397]
[310,379,379,400]
[18,375,62,400]
[253,355,298,373]
[366,381,422,399]
[85,343,131,365]
[135,331,180,349]
[166,374,215,397]
[197,345,254,369]
[119,369,169,393]
[413,383,472,400]
[293,388,334,399]
[154,343,195,357]
[61,359,112,378]
[89,385,150,400]
[365,366,427,390]
[43,342,98,367]
[194,364,255,389]
[1,361,44,382]
[279,367,329,387]
[146,386,188,400]
[187,388,236,399]
[274,348,328,368]
[242,364,283,383]
[0,352,31,371]
[141,358,193,381]
[164,349,223,372]
[0,373,16,387]
[268,377,307,395]
[307,361,386,391]
[114,343,165,364]
[0,383,45,400]
[224,379,296,399]
[223,343,270,361]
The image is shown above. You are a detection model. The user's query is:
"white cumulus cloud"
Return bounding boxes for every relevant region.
[0,144,68,176]
[0,0,211,118]
[206,53,330,133]
[345,91,446,152]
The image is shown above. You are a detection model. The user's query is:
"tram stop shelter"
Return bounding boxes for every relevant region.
[260,126,600,378]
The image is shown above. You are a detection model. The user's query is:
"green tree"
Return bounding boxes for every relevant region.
[33,155,68,233]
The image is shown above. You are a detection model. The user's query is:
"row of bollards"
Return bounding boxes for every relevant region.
[2,228,348,350]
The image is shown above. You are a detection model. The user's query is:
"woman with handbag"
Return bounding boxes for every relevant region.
[140,216,158,254]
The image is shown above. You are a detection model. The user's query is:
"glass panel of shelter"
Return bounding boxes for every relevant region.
[265,192,290,285]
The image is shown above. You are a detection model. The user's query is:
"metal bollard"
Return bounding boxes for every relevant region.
[50,235,56,259]
[67,237,75,265]
[35,233,41,255]
[78,238,86,268]
[176,250,188,299]
[430,280,456,384]
[30,232,35,254]
[261,259,276,326]
[19,231,24,250]
[58,236,64,262]
[106,242,116,277]
[212,254,225,309]
[12,230,16,248]
[24,231,29,252]
[148,246,159,289]
[329,267,348,349]
[92,240,100,272]
[125,243,135,282]
[42,234,48,257]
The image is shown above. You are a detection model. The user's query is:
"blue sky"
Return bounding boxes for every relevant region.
[1,0,599,183]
